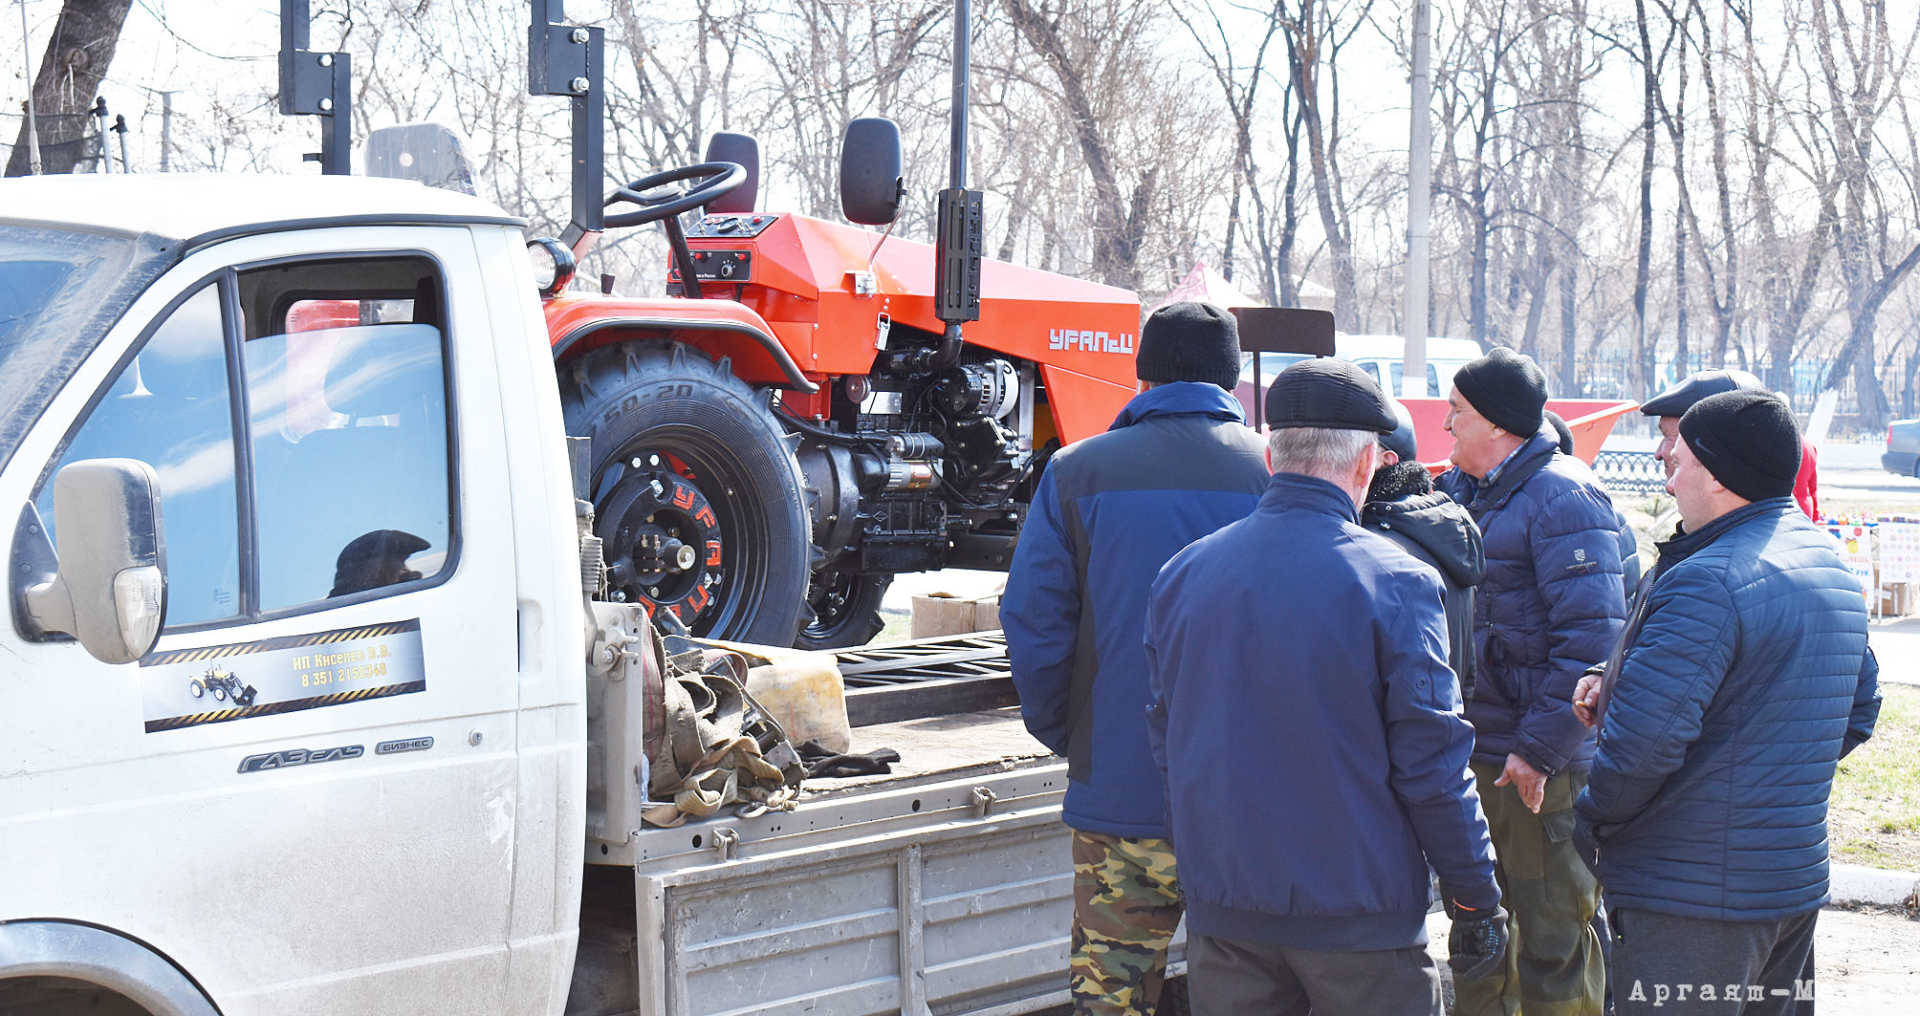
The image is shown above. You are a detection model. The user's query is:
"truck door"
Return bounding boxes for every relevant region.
[1,229,522,1014]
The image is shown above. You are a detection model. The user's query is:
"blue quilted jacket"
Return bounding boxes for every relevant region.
[1145,474,1499,950]
[1575,498,1881,921]
[1003,382,1269,838]
[1438,433,1627,773]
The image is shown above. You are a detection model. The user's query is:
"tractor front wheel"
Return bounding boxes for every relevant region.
[561,343,811,646]
[796,570,893,650]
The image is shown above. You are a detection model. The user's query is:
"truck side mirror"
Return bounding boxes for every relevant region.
[25,459,167,665]
[704,132,760,214]
[839,117,903,226]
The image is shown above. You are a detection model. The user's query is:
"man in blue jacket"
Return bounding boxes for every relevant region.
[1571,391,1880,1015]
[1145,360,1506,1015]
[1437,347,1625,1016]
[1004,301,1269,1016]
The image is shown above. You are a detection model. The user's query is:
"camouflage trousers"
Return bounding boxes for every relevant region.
[1454,762,1605,1016]
[1071,830,1185,1016]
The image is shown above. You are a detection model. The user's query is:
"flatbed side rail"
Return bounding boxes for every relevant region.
[629,761,1113,1016]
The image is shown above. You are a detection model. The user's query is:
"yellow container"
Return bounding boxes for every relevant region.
[704,639,851,754]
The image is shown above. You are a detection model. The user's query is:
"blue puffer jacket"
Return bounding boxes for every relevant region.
[1144,473,1500,951]
[1575,498,1881,921]
[1439,433,1626,773]
[1003,382,1268,838]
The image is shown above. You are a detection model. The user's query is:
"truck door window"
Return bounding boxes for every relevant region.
[33,284,242,625]
[237,257,454,611]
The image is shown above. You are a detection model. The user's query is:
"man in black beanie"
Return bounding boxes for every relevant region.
[1436,347,1625,1016]
[1570,389,1880,1014]
[1130,301,1244,391]
[1004,300,1268,1015]
[1146,359,1505,1016]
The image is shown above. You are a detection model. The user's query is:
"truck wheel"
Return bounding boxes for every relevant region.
[796,570,892,649]
[561,343,810,645]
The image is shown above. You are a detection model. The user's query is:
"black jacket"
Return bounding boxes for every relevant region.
[1363,468,1486,705]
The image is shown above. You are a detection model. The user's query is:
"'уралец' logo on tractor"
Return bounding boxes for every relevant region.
[1047,328,1135,355]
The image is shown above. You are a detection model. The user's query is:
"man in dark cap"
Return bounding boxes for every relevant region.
[1145,359,1506,1015]
[1638,368,1820,520]
[1570,390,1880,1014]
[1004,301,1268,1015]
[1437,346,1625,1016]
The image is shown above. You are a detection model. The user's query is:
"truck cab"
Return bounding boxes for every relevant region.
[1,175,590,1014]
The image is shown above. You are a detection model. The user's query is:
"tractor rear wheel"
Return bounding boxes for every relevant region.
[796,570,893,650]
[561,343,810,645]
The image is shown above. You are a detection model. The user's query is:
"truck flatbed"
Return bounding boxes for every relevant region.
[808,705,1051,792]
[565,638,1125,1016]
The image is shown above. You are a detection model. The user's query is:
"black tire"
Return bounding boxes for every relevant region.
[561,342,810,645]
[796,570,893,650]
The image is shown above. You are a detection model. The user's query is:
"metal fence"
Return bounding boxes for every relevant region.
[1594,450,1665,496]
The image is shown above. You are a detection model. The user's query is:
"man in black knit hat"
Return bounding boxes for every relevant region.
[1571,390,1880,1015]
[1005,301,1267,1015]
[1436,347,1625,1016]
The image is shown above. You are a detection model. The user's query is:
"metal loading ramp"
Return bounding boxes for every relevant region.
[834,631,1019,727]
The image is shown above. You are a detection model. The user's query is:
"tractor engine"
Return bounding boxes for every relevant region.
[798,345,1034,583]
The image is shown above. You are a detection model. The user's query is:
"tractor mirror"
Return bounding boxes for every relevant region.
[839,118,903,226]
[704,132,760,213]
[365,123,479,195]
[24,458,167,665]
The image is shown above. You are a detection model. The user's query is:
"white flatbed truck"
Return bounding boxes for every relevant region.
[0,176,1184,1015]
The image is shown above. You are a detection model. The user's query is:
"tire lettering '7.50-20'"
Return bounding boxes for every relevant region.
[606,383,696,427]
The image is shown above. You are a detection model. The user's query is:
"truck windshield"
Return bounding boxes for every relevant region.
[0,224,173,473]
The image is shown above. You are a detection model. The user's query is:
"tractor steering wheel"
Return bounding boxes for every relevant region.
[603,162,747,228]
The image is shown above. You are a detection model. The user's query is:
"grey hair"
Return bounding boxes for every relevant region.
[1266,427,1377,483]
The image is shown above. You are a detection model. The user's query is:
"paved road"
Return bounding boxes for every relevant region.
[1824,468,1920,501]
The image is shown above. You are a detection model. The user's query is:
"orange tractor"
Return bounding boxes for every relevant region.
[541,133,1139,649]
[278,0,1141,647]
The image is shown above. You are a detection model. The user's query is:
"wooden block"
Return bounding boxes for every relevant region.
[912,593,998,638]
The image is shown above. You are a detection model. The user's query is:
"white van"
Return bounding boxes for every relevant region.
[1236,335,1484,414]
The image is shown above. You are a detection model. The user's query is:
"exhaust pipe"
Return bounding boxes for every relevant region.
[929,0,982,372]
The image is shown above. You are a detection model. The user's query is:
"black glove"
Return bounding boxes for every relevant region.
[796,740,901,779]
[1444,899,1509,982]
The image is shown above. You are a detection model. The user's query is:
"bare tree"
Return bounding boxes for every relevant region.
[1171,0,1284,289]
[1279,0,1374,329]
[1735,0,1838,400]
[1626,0,1675,396]
[999,0,1166,290]
[6,0,135,176]
[1810,0,1920,429]
[1650,0,1740,371]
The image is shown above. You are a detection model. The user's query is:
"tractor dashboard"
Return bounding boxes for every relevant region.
[685,213,781,239]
